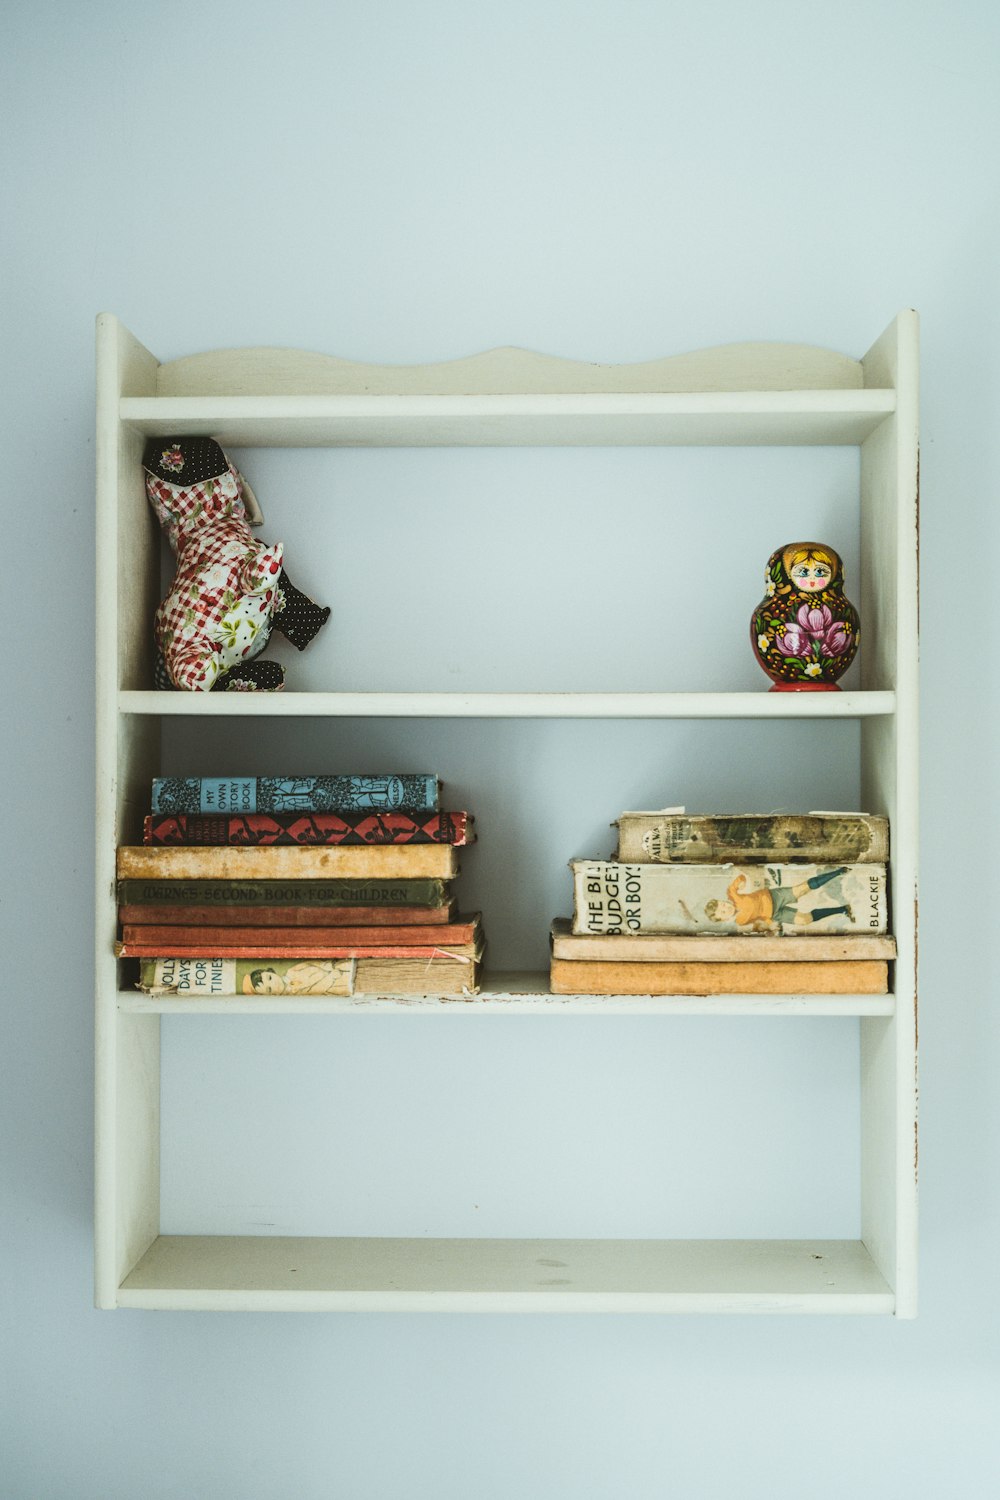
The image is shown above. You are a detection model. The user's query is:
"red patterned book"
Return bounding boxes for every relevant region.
[142,811,475,846]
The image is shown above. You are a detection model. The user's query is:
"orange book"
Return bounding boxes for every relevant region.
[549,958,888,995]
[117,916,481,959]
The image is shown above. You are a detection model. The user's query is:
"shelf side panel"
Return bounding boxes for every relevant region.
[96,315,160,695]
[95,316,162,1306]
[114,1014,161,1296]
[859,311,919,1317]
[117,433,159,694]
[95,985,160,1304]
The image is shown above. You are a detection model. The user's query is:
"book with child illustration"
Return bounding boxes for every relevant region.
[570,860,887,936]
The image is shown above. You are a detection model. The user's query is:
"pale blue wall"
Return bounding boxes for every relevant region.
[3,2,998,1496]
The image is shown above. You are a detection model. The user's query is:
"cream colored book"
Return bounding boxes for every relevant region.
[117,843,459,881]
[137,945,482,998]
[550,918,895,961]
[614,810,889,864]
[354,954,482,996]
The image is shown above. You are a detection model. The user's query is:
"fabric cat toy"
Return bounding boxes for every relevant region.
[143,437,330,690]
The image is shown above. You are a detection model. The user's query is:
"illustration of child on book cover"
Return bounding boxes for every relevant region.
[136,955,356,996]
[703,865,860,933]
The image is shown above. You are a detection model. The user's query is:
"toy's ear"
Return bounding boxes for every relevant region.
[272,570,331,650]
[239,473,265,527]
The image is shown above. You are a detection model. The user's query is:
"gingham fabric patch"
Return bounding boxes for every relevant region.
[147,461,285,691]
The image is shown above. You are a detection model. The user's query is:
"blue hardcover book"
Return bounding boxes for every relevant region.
[150,775,440,815]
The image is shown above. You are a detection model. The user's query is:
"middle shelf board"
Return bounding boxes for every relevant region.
[119,690,897,719]
[117,975,896,1016]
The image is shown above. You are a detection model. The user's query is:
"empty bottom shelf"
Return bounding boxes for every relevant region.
[117,1235,894,1313]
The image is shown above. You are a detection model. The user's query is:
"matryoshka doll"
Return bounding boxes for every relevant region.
[750,541,859,690]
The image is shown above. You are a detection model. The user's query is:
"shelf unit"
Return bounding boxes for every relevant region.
[95,312,919,1314]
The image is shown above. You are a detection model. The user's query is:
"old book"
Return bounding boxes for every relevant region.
[118,902,456,927]
[116,844,459,881]
[117,877,452,909]
[117,915,482,958]
[136,949,482,997]
[570,860,888,935]
[614,810,889,864]
[142,810,474,847]
[354,954,481,996]
[150,774,439,815]
[137,955,357,997]
[549,958,888,995]
[549,917,896,962]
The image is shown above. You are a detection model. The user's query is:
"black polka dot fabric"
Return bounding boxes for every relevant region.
[142,436,229,485]
[274,570,332,650]
[217,659,286,691]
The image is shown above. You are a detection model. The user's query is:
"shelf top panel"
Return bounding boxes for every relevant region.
[117,1234,895,1312]
[119,689,896,719]
[120,390,895,447]
[151,338,873,398]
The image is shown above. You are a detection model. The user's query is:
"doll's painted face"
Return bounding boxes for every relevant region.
[784,548,835,593]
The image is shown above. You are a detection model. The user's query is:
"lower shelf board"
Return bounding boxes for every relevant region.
[118,971,895,1016]
[117,1236,894,1313]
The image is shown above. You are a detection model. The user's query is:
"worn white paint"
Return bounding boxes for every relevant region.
[118,973,896,1017]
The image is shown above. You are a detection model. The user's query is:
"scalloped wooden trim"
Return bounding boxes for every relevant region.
[155,342,865,398]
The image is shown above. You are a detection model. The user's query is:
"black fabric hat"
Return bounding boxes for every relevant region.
[142,436,229,485]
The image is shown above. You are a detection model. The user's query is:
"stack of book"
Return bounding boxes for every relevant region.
[549,811,895,996]
[116,774,483,997]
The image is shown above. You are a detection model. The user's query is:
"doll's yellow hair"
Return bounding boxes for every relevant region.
[783,544,837,575]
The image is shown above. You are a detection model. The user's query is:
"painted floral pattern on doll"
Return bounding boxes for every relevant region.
[750,542,859,690]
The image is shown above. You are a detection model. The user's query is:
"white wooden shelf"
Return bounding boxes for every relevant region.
[119,689,896,719]
[118,971,896,1017]
[96,313,919,1316]
[117,1235,894,1313]
[120,389,896,448]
